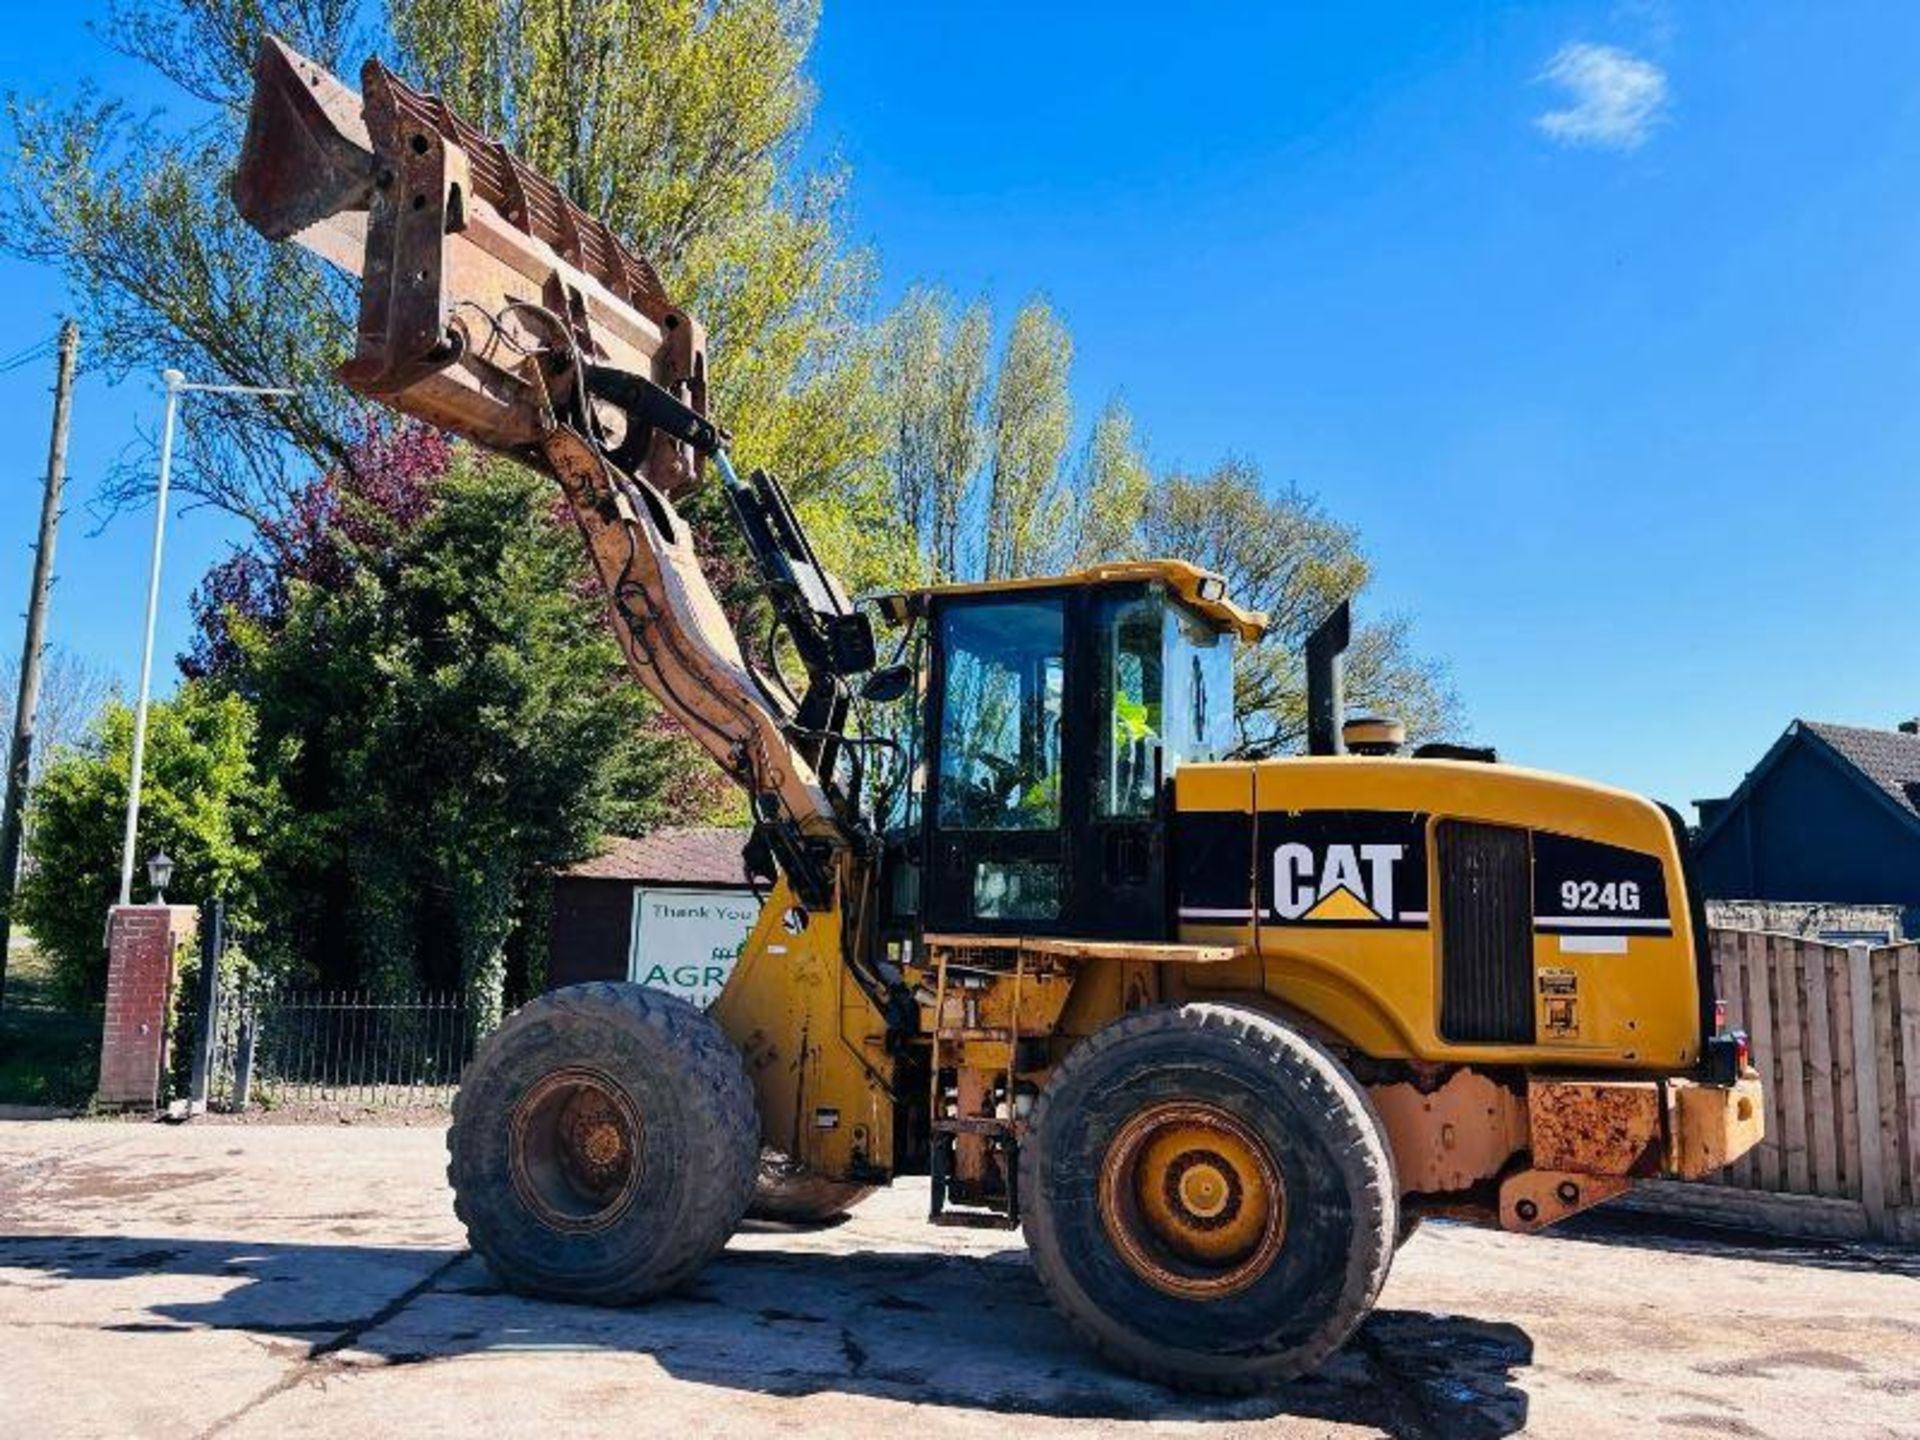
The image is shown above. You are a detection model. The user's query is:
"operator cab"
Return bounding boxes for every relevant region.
[876,561,1263,940]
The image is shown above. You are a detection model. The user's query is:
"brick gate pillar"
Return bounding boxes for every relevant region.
[96,904,199,1110]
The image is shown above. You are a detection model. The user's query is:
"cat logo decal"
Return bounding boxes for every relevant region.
[1259,811,1429,928]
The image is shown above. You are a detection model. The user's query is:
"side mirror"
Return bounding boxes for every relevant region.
[861,664,914,704]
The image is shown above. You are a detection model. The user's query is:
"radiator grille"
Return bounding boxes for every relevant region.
[1437,820,1535,1044]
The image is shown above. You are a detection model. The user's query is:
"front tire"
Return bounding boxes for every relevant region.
[1020,1003,1396,1393]
[448,983,757,1304]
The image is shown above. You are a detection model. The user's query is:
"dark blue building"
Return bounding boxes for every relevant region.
[1694,719,1920,932]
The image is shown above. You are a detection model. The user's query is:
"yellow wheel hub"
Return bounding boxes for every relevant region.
[1176,1159,1233,1219]
[1098,1101,1286,1299]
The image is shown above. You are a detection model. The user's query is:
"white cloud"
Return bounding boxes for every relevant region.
[1534,42,1669,150]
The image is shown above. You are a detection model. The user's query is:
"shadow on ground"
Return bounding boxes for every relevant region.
[0,1231,1530,1435]
[1555,1208,1920,1279]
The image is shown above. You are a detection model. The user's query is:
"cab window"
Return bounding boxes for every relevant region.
[936,599,1064,831]
[1164,601,1235,763]
[1091,592,1164,818]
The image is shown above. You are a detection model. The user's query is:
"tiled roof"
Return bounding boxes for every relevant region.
[1801,721,1920,823]
[562,827,752,886]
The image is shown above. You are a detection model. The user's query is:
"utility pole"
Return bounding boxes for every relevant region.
[0,318,80,1009]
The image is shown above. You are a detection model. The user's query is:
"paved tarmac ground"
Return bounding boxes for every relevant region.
[1,1119,1916,1438]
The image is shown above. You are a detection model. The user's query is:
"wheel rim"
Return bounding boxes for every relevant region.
[1097,1100,1287,1300]
[509,1067,644,1233]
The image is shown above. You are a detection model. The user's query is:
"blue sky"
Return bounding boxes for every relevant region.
[1,2,1916,814]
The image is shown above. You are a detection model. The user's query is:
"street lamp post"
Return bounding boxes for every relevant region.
[116,371,295,907]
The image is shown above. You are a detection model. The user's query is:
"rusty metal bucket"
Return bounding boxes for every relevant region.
[233,37,706,499]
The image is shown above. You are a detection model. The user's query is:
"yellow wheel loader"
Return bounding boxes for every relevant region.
[233,39,1764,1392]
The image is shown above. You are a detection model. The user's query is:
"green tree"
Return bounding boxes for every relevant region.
[392,0,882,500]
[865,295,1456,751]
[212,447,721,1030]
[16,684,283,1007]
[878,287,989,580]
[1070,399,1151,567]
[875,290,1071,582]
[984,299,1073,579]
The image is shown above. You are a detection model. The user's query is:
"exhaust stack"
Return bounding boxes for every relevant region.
[1305,600,1350,757]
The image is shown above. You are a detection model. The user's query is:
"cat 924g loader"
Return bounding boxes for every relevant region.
[233,38,1764,1391]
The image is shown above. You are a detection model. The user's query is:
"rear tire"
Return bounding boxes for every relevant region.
[1020,1002,1396,1393]
[748,1149,874,1224]
[448,982,757,1304]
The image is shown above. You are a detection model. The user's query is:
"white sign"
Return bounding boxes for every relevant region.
[628,887,761,1009]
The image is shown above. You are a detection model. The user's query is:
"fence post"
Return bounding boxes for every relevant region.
[232,998,257,1111]
[1847,942,1888,1238]
[187,897,224,1113]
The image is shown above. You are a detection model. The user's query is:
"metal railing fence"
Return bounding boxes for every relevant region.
[186,900,485,1111]
[200,982,473,1109]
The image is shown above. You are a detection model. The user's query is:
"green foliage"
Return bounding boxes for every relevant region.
[868,293,1459,750]
[876,290,1077,582]
[1071,400,1152,568]
[391,0,812,267]
[16,684,283,1008]
[879,287,990,581]
[214,448,719,1025]
[985,300,1074,580]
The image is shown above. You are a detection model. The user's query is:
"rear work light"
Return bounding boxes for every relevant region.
[1703,997,1749,1084]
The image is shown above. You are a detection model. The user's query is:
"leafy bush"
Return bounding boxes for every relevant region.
[16,684,283,1007]
[195,445,726,1029]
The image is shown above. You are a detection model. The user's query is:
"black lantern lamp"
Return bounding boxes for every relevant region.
[147,850,175,905]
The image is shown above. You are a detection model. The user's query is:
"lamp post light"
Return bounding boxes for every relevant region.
[146,850,174,905]
[116,370,296,907]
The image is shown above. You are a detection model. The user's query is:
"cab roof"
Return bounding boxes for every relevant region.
[873,558,1268,643]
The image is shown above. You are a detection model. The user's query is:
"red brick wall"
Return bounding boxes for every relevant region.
[96,905,197,1109]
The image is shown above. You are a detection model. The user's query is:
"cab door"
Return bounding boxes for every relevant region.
[1076,585,1168,939]
[922,592,1073,934]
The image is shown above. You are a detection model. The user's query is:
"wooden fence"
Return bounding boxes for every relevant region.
[1622,929,1920,1245]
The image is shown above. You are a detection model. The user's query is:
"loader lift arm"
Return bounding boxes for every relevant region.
[233,37,878,907]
